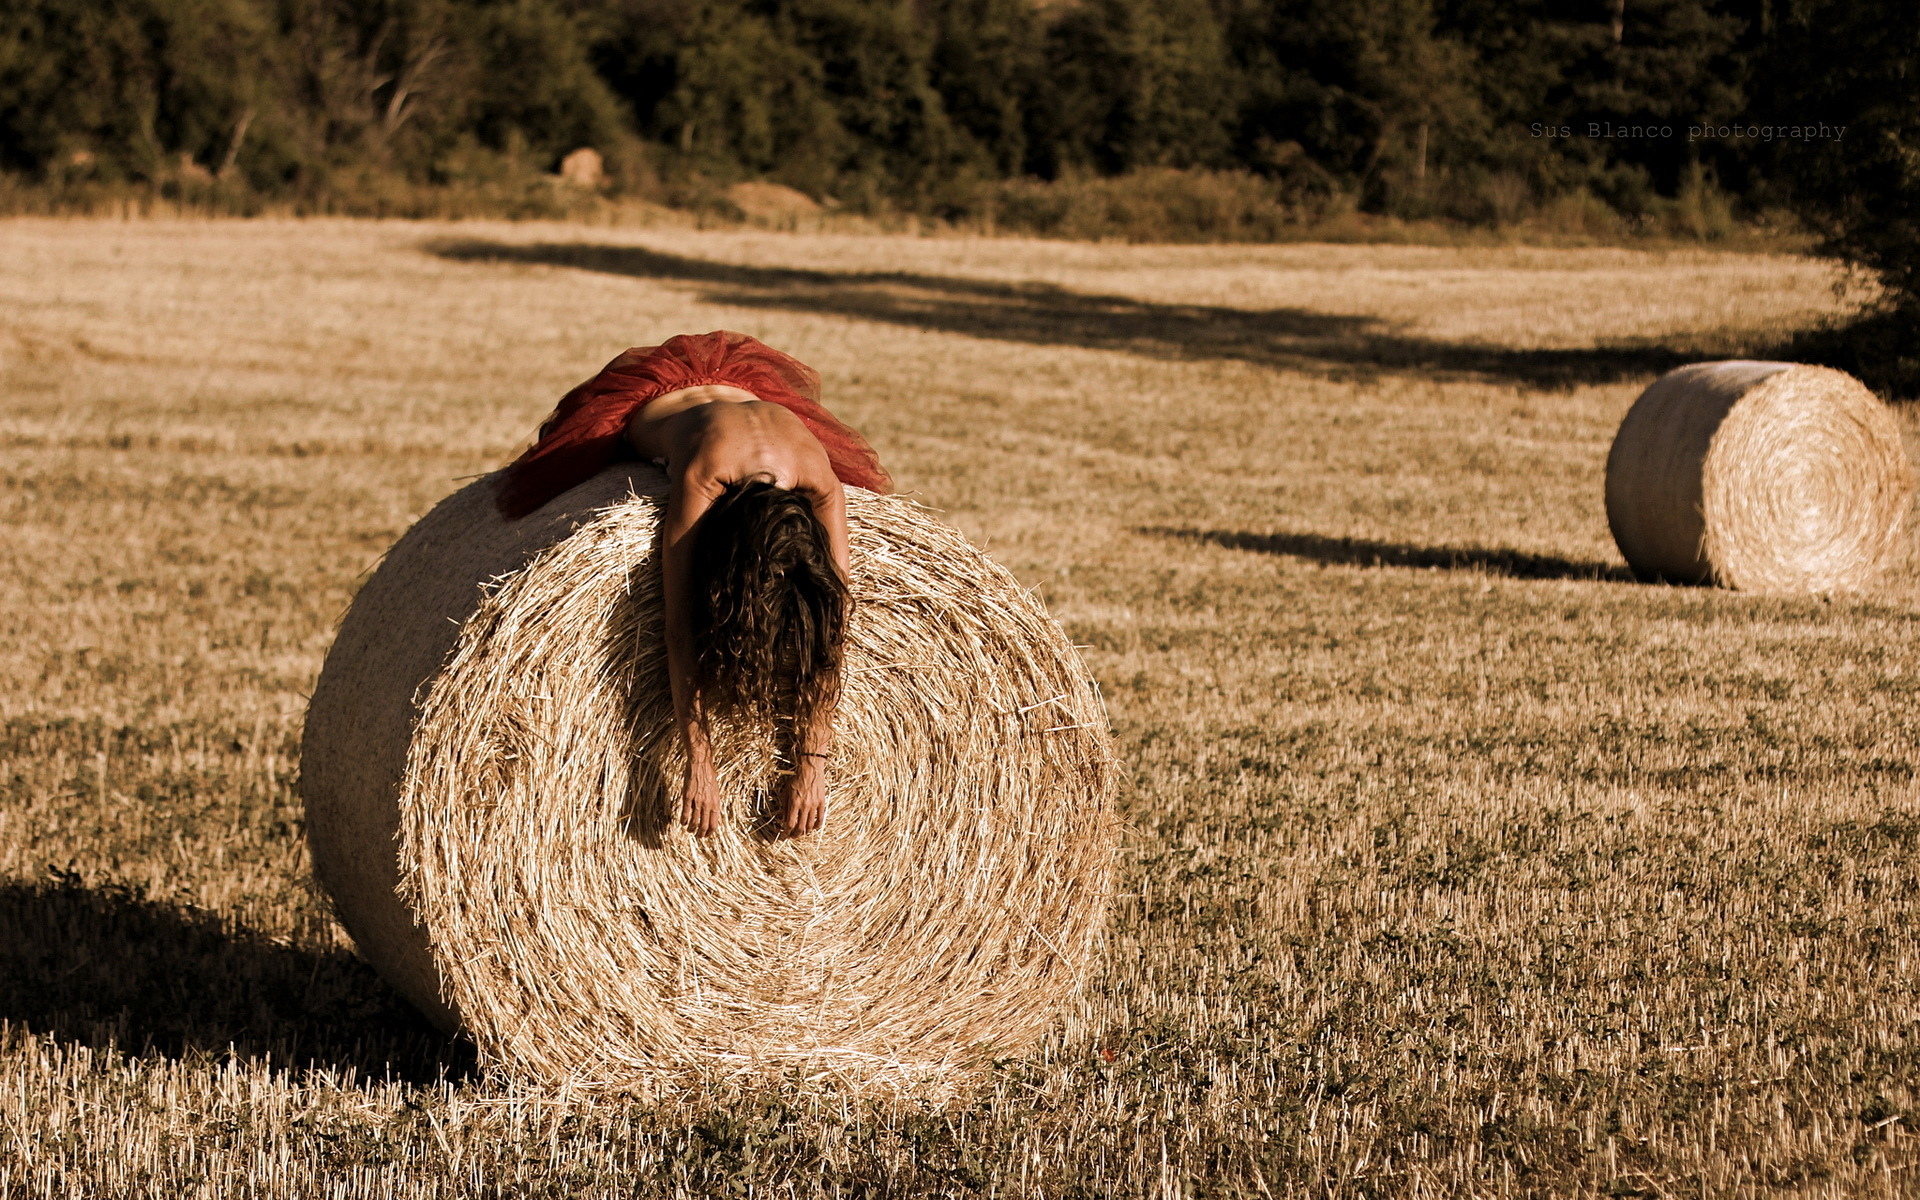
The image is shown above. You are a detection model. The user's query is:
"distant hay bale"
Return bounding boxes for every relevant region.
[1604,361,1914,593]
[726,181,824,224]
[557,147,604,189]
[301,465,1118,1095]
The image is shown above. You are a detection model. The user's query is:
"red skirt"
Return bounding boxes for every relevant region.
[497,331,892,519]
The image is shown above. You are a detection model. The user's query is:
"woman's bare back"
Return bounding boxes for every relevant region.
[629,383,850,838]
[627,384,838,499]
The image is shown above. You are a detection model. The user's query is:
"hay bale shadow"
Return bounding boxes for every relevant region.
[1153,527,1638,582]
[0,873,469,1083]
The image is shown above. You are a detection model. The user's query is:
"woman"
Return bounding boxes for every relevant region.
[498,331,892,839]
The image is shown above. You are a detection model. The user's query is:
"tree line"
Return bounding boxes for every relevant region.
[0,0,1902,244]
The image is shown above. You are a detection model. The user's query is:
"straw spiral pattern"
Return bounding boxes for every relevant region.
[302,465,1118,1096]
[1604,362,1913,593]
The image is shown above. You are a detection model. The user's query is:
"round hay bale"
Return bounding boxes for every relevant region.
[1604,361,1913,593]
[301,465,1119,1094]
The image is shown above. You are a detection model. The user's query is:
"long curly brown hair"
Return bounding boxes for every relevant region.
[687,481,849,741]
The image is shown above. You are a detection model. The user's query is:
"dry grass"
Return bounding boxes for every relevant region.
[2,217,1919,1196]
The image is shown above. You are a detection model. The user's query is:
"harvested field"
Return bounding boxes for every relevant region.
[2,218,1918,1197]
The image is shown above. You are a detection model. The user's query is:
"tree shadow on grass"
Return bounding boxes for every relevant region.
[426,239,1699,390]
[0,874,471,1084]
[1774,307,1920,400]
[1151,527,1639,583]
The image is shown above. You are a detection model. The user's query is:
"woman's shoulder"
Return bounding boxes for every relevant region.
[712,411,836,487]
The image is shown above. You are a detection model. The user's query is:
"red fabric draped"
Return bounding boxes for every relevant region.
[497,331,892,519]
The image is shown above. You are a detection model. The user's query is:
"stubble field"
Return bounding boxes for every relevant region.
[2,218,1918,1197]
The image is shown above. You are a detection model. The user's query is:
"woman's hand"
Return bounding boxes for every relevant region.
[781,756,827,837]
[682,757,722,837]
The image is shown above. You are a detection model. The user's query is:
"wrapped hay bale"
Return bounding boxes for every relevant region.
[302,465,1118,1094]
[1604,361,1913,593]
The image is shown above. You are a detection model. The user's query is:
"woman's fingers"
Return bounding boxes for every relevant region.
[783,779,825,837]
[682,768,722,837]
[681,778,826,837]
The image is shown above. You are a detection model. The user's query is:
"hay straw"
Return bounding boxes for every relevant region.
[302,465,1119,1096]
[1604,361,1914,593]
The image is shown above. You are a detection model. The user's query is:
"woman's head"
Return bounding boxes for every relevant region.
[687,481,849,733]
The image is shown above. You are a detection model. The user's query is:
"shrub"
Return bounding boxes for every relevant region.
[1757,0,1920,392]
[968,167,1343,242]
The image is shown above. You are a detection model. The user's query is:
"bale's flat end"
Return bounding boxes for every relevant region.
[307,467,1119,1097]
[1605,361,1913,594]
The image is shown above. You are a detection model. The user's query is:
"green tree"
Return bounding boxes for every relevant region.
[776,0,961,199]
[1040,0,1236,176]
[589,0,956,200]
[1439,0,1758,215]
[925,0,1043,177]
[463,0,629,163]
[0,0,276,180]
[1755,0,1920,390]
[1760,0,1920,299]
[673,1,846,184]
[1226,0,1477,211]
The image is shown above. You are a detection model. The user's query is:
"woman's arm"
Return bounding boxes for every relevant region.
[813,480,851,587]
[781,480,849,837]
[660,470,724,836]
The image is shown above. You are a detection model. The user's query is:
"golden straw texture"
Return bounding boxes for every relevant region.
[303,465,1118,1096]
[1605,361,1914,593]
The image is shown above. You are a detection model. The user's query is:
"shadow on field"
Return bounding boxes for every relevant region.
[1155,527,1638,582]
[0,874,470,1083]
[427,239,1696,390]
